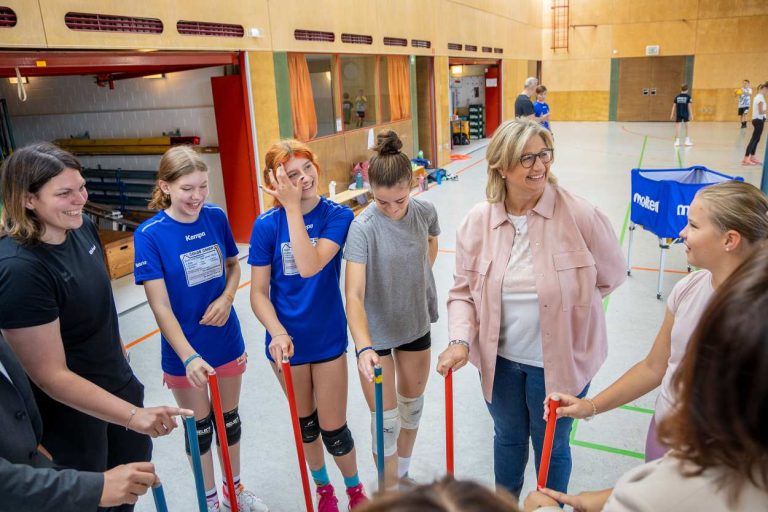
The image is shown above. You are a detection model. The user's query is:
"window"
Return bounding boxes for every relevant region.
[305,54,339,137]
[380,56,411,123]
[340,55,378,128]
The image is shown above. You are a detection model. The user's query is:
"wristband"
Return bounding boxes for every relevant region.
[183,353,202,368]
[355,346,375,359]
[448,339,470,350]
[223,292,235,303]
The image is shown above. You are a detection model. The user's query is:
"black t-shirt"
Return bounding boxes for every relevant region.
[515,94,535,118]
[674,93,692,118]
[0,216,133,392]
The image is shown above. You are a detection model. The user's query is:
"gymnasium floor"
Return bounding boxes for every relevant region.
[121,121,764,511]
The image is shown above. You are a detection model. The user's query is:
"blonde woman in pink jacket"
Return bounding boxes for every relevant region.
[436,120,626,498]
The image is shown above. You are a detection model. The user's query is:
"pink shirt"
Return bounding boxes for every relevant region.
[447,183,626,402]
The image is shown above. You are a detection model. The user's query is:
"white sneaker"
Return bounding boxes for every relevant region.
[222,485,269,512]
[208,503,221,512]
[674,138,680,146]
[684,138,693,146]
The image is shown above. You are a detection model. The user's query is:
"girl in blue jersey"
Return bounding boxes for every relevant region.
[249,140,368,511]
[134,146,267,512]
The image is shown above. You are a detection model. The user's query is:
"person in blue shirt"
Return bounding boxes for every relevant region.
[134,146,268,512]
[533,85,551,131]
[249,140,369,511]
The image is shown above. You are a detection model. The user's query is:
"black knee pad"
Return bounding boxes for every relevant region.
[218,407,241,446]
[183,413,214,455]
[320,423,354,457]
[299,410,320,443]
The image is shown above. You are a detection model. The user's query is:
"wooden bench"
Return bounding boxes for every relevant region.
[329,187,371,214]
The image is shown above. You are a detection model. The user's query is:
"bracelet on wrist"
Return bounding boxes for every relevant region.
[448,339,470,350]
[125,407,137,431]
[271,333,292,340]
[584,397,598,421]
[183,353,201,368]
[223,292,235,303]
[356,346,375,359]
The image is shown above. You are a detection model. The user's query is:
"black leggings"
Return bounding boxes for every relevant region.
[746,118,765,157]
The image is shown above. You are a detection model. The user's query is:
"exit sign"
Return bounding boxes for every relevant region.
[646,45,660,56]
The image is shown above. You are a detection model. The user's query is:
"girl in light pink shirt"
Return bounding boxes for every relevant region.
[547,180,768,461]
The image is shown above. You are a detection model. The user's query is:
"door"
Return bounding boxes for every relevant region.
[484,65,501,136]
[415,56,436,162]
[617,56,687,121]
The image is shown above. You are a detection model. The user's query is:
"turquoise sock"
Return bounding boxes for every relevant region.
[343,473,360,488]
[311,465,330,486]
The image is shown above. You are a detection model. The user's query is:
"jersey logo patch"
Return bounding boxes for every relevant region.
[281,238,318,276]
[185,231,206,242]
[179,244,223,287]
[88,245,96,255]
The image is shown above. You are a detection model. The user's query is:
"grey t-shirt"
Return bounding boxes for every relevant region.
[343,197,440,349]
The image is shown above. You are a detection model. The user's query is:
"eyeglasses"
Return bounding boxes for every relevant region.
[519,148,554,169]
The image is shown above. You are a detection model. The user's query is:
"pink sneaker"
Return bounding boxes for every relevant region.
[345,483,369,510]
[316,483,339,512]
[750,156,763,165]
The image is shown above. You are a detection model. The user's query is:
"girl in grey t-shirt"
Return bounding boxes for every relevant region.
[344,130,440,489]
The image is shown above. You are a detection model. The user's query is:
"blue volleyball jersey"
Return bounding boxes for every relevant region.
[134,204,244,376]
[248,197,353,364]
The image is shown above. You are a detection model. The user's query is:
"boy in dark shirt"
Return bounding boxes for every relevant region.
[671,84,693,146]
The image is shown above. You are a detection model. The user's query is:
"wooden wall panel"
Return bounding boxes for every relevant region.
[0,0,47,47]
[37,0,271,50]
[698,0,768,19]
[693,53,766,89]
[502,59,530,120]
[546,91,610,121]
[542,59,611,91]
[434,56,451,167]
[246,51,281,186]
[696,16,768,55]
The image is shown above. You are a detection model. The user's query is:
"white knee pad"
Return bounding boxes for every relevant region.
[371,408,400,457]
[397,393,424,430]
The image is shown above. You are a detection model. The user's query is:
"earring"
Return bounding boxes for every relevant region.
[725,247,730,252]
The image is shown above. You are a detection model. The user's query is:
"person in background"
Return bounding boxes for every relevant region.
[343,93,354,127]
[533,85,551,132]
[249,140,368,511]
[357,476,521,512]
[743,82,767,166]
[738,79,752,128]
[544,180,768,462]
[514,77,538,120]
[345,130,440,490]
[134,146,268,512]
[355,90,368,128]
[526,248,768,511]
[671,83,693,146]
[0,333,158,512]
[0,143,186,512]
[436,120,625,498]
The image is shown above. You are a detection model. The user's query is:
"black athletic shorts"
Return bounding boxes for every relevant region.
[375,331,431,357]
[738,107,749,116]
[676,115,689,123]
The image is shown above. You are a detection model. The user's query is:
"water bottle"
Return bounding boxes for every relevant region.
[418,150,424,159]
[436,171,443,185]
[355,171,363,189]
[329,181,336,197]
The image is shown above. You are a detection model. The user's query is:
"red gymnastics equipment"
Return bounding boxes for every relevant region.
[209,373,239,510]
[445,368,454,475]
[537,394,561,490]
[282,357,314,512]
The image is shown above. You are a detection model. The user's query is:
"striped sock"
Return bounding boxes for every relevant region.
[343,472,360,489]
[222,475,241,502]
[310,465,330,486]
[205,487,218,507]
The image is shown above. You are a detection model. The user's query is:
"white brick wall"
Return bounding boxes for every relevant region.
[1,67,228,212]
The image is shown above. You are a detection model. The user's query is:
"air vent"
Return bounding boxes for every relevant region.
[177,20,244,38]
[341,33,372,45]
[64,12,163,34]
[447,43,462,51]
[0,6,17,28]
[482,46,492,53]
[494,48,503,54]
[294,29,334,42]
[411,39,431,49]
[464,44,477,52]
[383,36,407,47]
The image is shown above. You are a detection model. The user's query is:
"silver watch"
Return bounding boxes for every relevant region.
[448,339,470,350]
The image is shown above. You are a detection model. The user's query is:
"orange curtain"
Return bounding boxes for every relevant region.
[288,54,318,141]
[387,56,411,121]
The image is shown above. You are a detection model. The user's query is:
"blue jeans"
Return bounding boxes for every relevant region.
[485,357,587,498]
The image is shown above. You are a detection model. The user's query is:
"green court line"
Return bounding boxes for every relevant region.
[619,404,654,415]
[578,135,653,459]
[676,148,683,168]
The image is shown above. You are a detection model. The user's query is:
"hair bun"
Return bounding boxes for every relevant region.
[374,130,402,155]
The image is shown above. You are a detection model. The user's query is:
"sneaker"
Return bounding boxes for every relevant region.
[749,156,763,165]
[398,475,418,490]
[208,503,221,512]
[317,483,339,512]
[345,483,368,510]
[222,484,269,512]
[742,157,754,166]
[684,138,693,146]
[674,138,681,146]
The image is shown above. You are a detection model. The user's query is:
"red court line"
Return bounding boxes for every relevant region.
[125,279,253,350]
